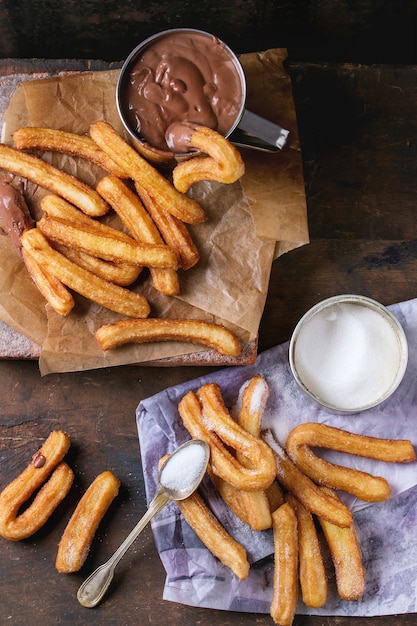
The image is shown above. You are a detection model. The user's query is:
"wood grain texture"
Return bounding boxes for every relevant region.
[0,1,416,64]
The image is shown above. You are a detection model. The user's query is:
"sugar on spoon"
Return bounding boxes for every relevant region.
[77,438,210,608]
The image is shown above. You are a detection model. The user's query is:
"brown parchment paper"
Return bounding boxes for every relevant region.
[0,49,308,374]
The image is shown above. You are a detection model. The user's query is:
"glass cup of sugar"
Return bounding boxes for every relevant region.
[289,295,408,413]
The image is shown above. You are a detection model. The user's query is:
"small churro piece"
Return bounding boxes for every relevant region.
[286,494,328,608]
[270,502,299,626]
[172,126,245,192]
[317,487,366,601]
[263,431,352,528]
[37,213,178,269]
[13,127,128,178]
[97,176,180,295]
[90,121,207,224]
[21,228,151,318]
[286,422,416,502]
[0,143,109,216]
[56,471,120,573]
[177,491,250,580]
[236,374,270,433]
[0,431,73,541]
[95,318,242,356]
[179,384,276,491]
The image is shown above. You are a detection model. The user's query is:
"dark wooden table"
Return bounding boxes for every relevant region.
[1,58,417,625]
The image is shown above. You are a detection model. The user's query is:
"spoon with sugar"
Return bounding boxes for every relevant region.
[77,439,210,608]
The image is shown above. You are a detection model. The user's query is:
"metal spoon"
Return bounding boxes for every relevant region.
[77,439,210,608]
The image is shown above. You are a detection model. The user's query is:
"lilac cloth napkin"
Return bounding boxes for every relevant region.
[136,298,417,617]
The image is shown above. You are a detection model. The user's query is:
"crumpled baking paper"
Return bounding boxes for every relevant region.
[136,297,417,617]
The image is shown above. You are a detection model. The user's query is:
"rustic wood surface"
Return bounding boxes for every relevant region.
[1,58,417,625]
[1,1,416,65]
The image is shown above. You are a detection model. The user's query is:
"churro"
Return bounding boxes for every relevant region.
[56,471,120,573]
[13,127,128,178]
[0,143,109,216]
[212,375,277,530]
[270,502,299,626]
[317,487,366,601]
[0,431,73,541]
[286,422,416,502]
[177,490,250,580]
[95,318,242,356]
[286,494,328,608]
[263,430,352,528]
[172,126,245,192]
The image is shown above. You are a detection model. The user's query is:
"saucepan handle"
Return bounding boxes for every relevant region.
[231,109,289,152]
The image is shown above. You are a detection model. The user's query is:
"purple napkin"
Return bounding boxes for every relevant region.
[136,298,417,616]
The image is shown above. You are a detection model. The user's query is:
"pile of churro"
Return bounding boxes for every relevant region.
[174,374,416,626]
[0,121,245,357]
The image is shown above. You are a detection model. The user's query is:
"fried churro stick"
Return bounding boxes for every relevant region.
[177,491,250,580]
[317,487,366,601]
[179,385,276,491]
[0,431,74,541]
[286,422,416,502]
[21,228,151,318]
[0,143,109,216]
[37,213,178,269]
[286,494,328,608]
[95,318,242,356]
[172,126,245,192]
[270,502,299,626]
[135,184,200,271]
[56,471,120,573]
[13,127,128,178]
[236,374,270,432]
[212,375,278,530]
[263,431,352,528]
[89,121,206,224]
[236,376,285,523]
[22,245,75,315]
[97,176,180,295]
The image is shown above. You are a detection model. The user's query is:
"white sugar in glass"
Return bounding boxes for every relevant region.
[289,295,408,412]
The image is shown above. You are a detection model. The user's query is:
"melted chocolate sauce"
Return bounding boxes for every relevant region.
[0,183,34,259]
[125,31,243,153]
